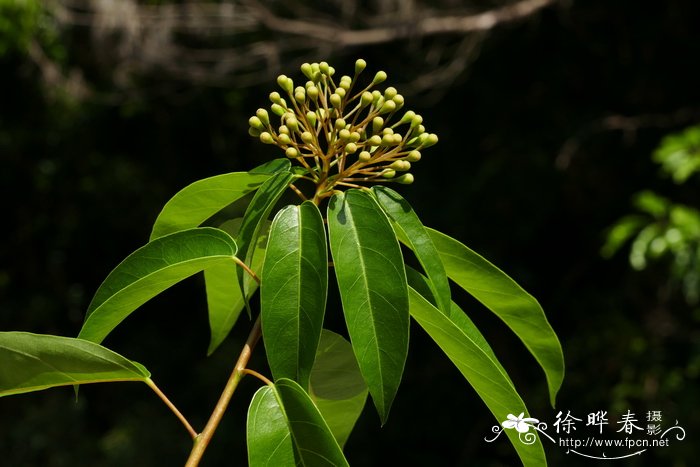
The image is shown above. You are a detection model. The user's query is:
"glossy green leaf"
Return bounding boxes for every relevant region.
[310,330,368,447]
[205,219,270,355]
[149,159,289,241]
[426,228,564,406]
[372,186,452,314]
[79,227,238,344]
[236,171,295,308]
[247,379,350,467]
[327,189,409,425]
[261,202,328,389]
[247,386,297,467]
[408,289,547,467]
[0,332,150,397]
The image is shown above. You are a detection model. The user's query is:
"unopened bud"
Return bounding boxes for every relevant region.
[256,108,270,126]
[355,59,367,74]
[395,173,414,184]
[259,132,275,144]
[249,116,264,130]
[372,70,388,85]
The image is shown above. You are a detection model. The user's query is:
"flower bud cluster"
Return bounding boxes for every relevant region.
[249,59,438,198]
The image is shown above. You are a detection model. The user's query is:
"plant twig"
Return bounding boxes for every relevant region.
[184,315,263,466]
[145,378,197,440]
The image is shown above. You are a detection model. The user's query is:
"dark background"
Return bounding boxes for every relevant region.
[1,0,698,465]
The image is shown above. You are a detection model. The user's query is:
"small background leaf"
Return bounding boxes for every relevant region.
[310,329,368,447]
[0,332,150,397]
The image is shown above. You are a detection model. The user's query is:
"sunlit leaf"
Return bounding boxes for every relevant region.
[79,227,238,344]
[408,288,547,467]
[372,186,451,314]
[149,159,289,241]
[261,202,327,389]
[426,228,564,406]
[0,332,150,397]
[310,329,367,446]
[327,189,408,425]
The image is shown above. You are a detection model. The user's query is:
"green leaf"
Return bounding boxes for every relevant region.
[0,332,150,397]
[79,227,238,345]
[426,228,564,406]
[205,219,270,355]
[261,202,328,389]
[247,386,297,467]
[408,289,547,467]
[236,171,295,308]
[327,189,409,425]
[310,330,368,447]
[149,159,290,241]
[372,186,452,314]
[247,379,350,467]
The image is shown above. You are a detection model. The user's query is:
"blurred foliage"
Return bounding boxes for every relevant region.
[603,126,700,305]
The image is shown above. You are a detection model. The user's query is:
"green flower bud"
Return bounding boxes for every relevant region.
[278,133,292,145]
[358,150,371,162]
[307,85,319,101]
[248,127,261,137]
[286,147,299,158]
[271,103,286,117]
[319,61,330,75]
[277,74,293,95]
[256,108,270,126]
[259,132,275,144]
[379,100,396,114]
[384,87,397,99]
[405,150,421,162]
[301,131,314,143]
[372,116,384,133]
[330,93,342,108]
[339,129,351,141]
[368,135,382,146]
[349,131,361,143]
[395,173,414,184]
[372,70,388,85]
[361,91,373,106]
[301,63,313,79]
[382,169,396,178]
[285,116,299,132]
[345,143,358,154]
[355,58,367,74]
[305,111,317,128]
[398,110,416,125]
[249,115,264,130]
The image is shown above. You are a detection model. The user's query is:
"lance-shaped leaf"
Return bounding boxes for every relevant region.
[372,186,452,314]
[327,189,409,425]
[310,330,368,447]
[150,159,290,241]
[426,228,564,406]
[0,332,150,397]
[261,202,327,389]
[236,171,295,306]
[205,219,270,355]
[79,227,239,344]
[247,379,350,467]
[408,288,547,467]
